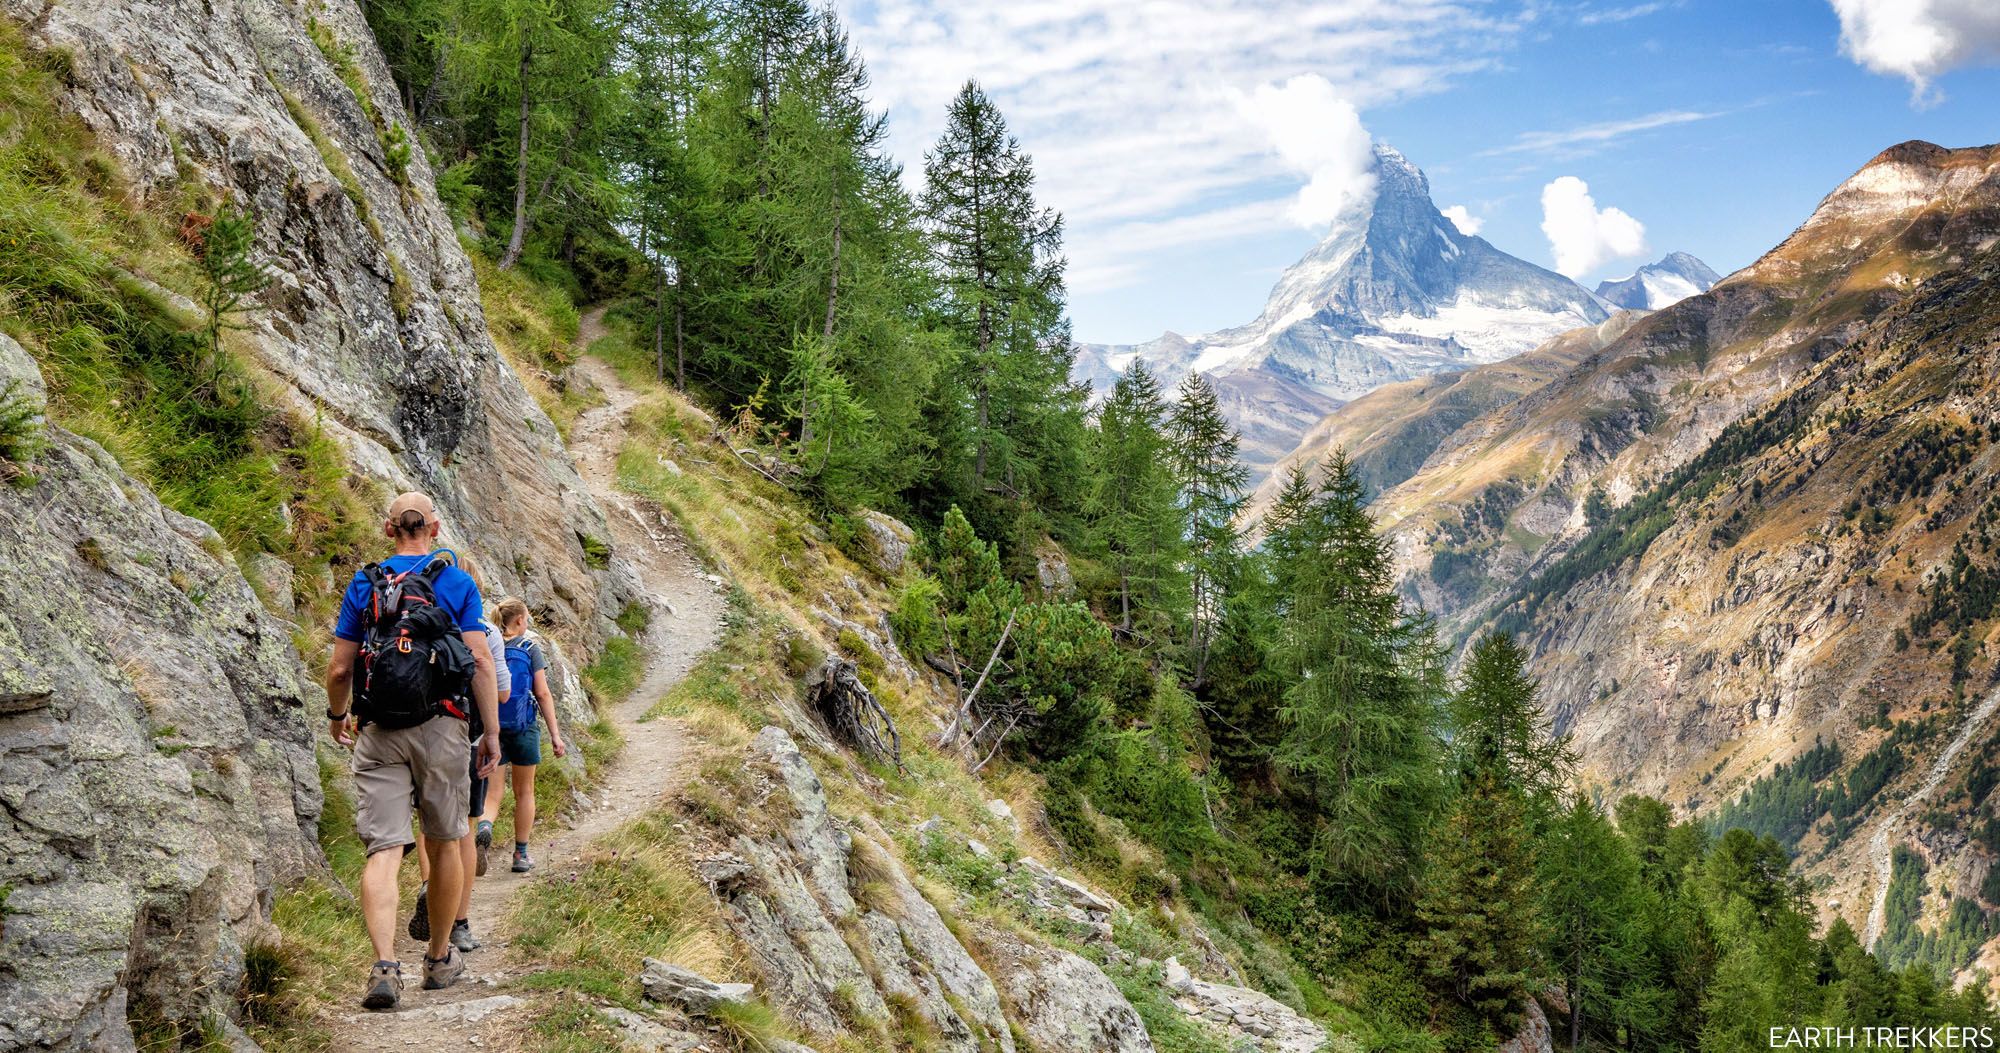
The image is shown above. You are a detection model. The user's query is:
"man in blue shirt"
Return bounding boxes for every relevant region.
[325,491,500,1010]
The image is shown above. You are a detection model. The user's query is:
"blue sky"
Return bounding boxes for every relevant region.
[839,1,2000,345]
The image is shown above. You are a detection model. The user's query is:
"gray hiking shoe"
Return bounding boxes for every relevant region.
[421,946,465,990]
[449,918,481,953]
[475,822,493,877]
[407,882,429,942]
[362,960,402,1011]
[511,846,535,873]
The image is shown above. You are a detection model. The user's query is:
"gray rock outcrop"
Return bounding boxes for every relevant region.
[640,959,755,1015]
[699,727,1016,1052]
[0,343,322,1051]
[854,510,914,576]
[1496,1000,1554,1053]
[1163,958,1326,1053]
[6,0,637,645]
[978,929,1156,1053]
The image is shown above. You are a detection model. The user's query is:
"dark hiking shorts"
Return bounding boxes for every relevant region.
[500,726,541,767]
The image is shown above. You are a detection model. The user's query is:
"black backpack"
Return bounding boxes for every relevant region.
[352,556,475,729]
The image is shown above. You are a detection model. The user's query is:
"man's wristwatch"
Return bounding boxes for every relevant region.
[326,707,349,721]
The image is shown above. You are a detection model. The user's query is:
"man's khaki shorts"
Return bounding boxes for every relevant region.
[353,715,471,855]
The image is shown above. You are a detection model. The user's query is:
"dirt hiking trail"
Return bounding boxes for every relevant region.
[322,305,725,1051]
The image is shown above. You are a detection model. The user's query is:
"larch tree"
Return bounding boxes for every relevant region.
[1166,371,1246,684]
[920,80,1081,510]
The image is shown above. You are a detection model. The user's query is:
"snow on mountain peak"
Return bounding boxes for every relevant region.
[1593,252,1721,310]
[1074,142,1608,482]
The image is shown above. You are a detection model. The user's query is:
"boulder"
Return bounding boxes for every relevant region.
[1166,963,1327,1053]
[1496,999,1553,1053]
[854,510,915,576]
[1035,544,1074,598]
[981,929,1155,1053]
[639,959,754,1015]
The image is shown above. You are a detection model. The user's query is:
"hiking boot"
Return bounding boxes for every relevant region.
[474,822,493,877]
[407,882,430,943]
[450,918,481,953]
[361,960,402,1011]
[421,946,465,990]
[511,846,535,873]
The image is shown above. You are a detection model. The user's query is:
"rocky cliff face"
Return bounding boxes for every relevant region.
[7,0,637,642]
[1355,140,2000,968]
[0,337,321,1051]
[0,0,635,1045]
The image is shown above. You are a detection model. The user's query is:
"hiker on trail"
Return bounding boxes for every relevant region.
[325,492,499,1011]
[478,596,568,873]
[408,597,510,954]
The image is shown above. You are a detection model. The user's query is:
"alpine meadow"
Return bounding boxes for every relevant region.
[7,2,2000,1053]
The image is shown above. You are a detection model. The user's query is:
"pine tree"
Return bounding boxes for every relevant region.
[1086,360,1187,639]
[1412,765,1541,1041]
[1167,372,1247,684]
[1540,795,1658,1048]
[615,0,717,391]
[920,80,1084,513]
[1452,633,1575,818]
[1273,450,1447,903]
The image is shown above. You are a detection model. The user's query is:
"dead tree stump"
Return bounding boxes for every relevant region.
[805,657,902,770]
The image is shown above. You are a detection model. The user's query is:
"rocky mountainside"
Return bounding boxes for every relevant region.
[1359,140,2000,971]
[8,0,639,642]
[0,0,630,1045]
[1075,144,1609,481]
[1593,251,1721,309]
[1245,310,1645,522]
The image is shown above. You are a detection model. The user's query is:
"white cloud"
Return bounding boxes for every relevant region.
[1440,205,1484,235]
[1241,74,1377,228]
[838,0,1519,320]
[1539,176,1647,277]
[1830,0,2000,102]
[1576,2,1675,26]
[1482,109,1720,157]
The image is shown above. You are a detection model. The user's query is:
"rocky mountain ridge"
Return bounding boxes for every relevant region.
[1332,139,2000,976]
[1075,144,1609,481]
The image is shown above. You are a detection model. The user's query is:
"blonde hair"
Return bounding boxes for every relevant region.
[495,596,530,633]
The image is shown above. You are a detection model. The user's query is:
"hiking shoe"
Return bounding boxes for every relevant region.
[407,882,430,943]
[361,960,402,1011]
[450,918,481,953]
[474,822,493,877]
[511,847,535,873]
[421,946,465,990]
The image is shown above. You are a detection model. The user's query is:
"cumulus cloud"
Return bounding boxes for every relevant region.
[838,0,1519,321]
[1440,205,1483,236]
[1540,176,1647,278]
[1241,74,1377,229]
[1830,0,2000,102]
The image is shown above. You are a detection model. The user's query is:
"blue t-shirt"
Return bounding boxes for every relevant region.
[333,552,484,643]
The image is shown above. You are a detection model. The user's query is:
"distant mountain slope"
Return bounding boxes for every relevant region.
[1245,311,1645,525]
[1594,251,1721,309]
[1076,144,1608,482]
[1367,140,2000,973]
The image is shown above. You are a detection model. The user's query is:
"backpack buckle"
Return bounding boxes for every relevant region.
[398,638,412,653]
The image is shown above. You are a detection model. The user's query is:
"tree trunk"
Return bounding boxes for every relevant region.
[497,40,534,271]
[654,267,667,383]
[674,295,685,392]
[803,192,842,450]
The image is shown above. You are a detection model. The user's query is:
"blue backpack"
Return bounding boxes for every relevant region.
[499,636,540,730]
